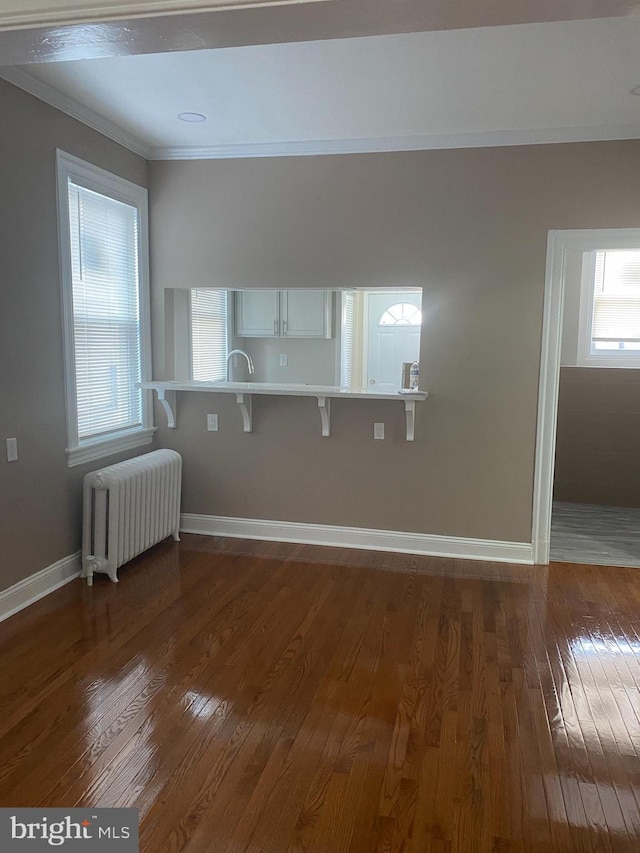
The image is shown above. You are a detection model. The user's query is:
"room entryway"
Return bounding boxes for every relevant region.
[534,229,640,567]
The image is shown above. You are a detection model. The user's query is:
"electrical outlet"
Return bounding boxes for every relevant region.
[374,423,385,440]
[207,414,218,432]
[279,354,288,367]
[6,437,18,462]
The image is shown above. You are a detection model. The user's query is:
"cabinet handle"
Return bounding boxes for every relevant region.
[283,320,287,335]
[274,318,278,336]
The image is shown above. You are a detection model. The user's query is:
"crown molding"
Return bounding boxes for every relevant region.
[4,65,640,163]
[150,123,640,160]
[1,67,151,158]
[0,0,306,30]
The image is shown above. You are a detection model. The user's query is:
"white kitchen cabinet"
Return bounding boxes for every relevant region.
[281,290,332,338]
[235,290,280,337]
[235,290,332,338]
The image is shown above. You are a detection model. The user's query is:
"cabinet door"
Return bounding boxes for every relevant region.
[235,290,279,337]
[282,290,332,338]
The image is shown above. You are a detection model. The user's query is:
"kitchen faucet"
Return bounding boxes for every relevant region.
[226,349,255,381]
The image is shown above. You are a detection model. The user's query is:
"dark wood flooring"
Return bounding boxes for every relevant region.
[1,535,640,852]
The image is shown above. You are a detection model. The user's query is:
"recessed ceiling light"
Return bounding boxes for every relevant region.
[629,85,640,96]
[177,112,207,122]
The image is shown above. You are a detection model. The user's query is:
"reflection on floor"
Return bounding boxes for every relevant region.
[2,536,640,851]
[551,501,640,567]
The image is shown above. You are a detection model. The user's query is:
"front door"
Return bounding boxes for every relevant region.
[365,291,422,391]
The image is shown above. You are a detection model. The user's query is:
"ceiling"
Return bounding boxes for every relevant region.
[2,0,639,66]
[5,14,640,160]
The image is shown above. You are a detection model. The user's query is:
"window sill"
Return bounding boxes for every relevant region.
[576,356,640,369]
[66,427,156,468]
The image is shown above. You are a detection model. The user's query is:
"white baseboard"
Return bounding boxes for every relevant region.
[180,514,534,565]
[0,551,82,624]
[0,522,531,625]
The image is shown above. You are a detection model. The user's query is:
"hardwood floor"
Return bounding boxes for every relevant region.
[1,535,640,852]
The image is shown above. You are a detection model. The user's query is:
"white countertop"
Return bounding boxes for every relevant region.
[143,380,428,401]
[144,380,427,439]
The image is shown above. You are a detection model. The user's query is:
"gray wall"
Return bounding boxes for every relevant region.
[559,248,585,367]
[554,368,640,507]
[238,337,338,385]
[556,247,640,507]
[0,79,148,592]
[148,142,640,543]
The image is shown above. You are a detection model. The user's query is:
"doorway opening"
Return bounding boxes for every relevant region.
[533,229,640,566]
[340,289,422,391]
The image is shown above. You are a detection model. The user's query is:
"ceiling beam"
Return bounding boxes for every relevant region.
[0,0,315,31]
[2,0,640,66]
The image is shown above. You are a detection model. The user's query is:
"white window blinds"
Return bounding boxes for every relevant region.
[591,249,640,351]
[191,289,228,381]
[68,181,143,440]
[341,291,354,387]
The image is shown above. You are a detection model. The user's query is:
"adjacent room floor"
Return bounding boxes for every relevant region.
[1,535,639,852]
[551,500,640,567]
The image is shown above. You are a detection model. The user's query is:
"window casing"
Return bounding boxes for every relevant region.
[57,150,153,466]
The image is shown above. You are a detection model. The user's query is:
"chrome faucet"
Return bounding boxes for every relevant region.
[226,349,255,381]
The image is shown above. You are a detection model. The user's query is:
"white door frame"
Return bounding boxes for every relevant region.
[532,228,640,564]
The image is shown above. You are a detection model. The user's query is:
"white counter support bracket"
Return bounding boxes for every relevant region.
[404,399,417,442]
[317,396,331,437]
[235,393,253,432]
[145,381,427,441]
[157,388,176,429]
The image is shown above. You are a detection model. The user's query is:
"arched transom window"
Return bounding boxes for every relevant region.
[379,302,422,326]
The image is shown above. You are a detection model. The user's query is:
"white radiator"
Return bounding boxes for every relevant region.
[82,449,182,586]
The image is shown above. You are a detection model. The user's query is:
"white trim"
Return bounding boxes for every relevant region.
[56,149,154,468]
[0,552,81,624]
[551,229,640,251]
[180,513,534,564]
[66,427,156,467]
[0,0,303,30]
[532,227,640,565]
[0,69,150,159]
[531,231,564,565]
[149,123,640,161]
[576,250,597,366]
[4,65,640,162]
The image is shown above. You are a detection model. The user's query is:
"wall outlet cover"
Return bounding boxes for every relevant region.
[207,414,218,432]
[6,437,18,462]
[374,423,385,440]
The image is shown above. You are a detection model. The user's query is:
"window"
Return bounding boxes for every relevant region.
[57,151,153,466]
[578,247,640,367]
[379,302,422,326]
[190,289,228,381]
